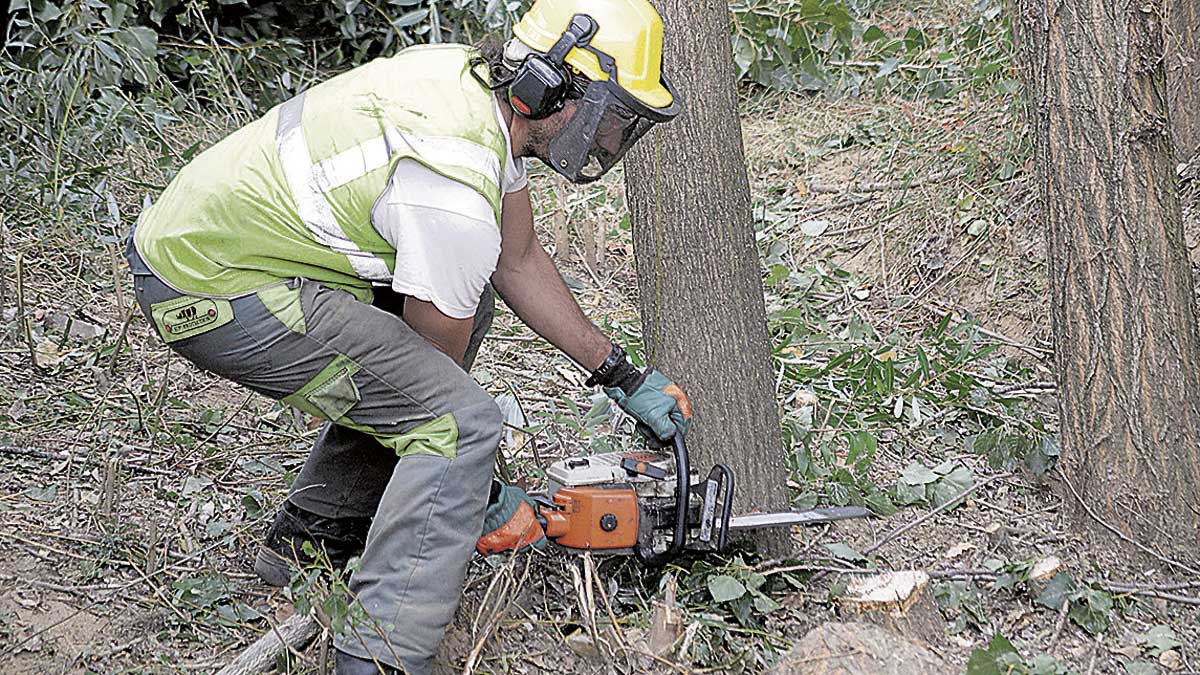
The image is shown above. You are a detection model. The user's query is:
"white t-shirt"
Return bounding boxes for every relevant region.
[371,100,526,319]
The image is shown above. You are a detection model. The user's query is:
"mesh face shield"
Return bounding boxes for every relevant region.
[546,75,681,183]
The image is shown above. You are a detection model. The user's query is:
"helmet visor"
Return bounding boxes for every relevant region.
[545,78,679,183]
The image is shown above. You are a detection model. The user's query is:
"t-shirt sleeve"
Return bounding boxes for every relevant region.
[372,159,502,319]
[503,157,528,194]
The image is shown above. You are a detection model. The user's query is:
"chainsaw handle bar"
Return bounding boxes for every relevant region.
[634,427,689,567]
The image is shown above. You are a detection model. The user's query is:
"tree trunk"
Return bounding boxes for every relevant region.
[623,0,788,530]
[1167,0,1200,161]
[1014,0,1200,560]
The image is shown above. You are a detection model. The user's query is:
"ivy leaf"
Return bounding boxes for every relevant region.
[894,479,927,506]
[1035,573,1075,610]
[1068,587,1113,635]
[707,575,746,603]
[1136,625,1182,657]
[864,489,898,516]
[929,464,975,508]
[900,461,938,485]
[966,633,1023,675]
[1122,662,1159,675]
[824,542,867,563]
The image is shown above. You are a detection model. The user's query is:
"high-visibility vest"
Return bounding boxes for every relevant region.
[135,45,509,303]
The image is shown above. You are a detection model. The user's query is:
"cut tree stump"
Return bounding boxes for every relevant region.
[766,622,951,675]
[215,612,321,675]
[836,571,944,647]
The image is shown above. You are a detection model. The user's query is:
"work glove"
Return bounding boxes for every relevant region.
[476,482,547,555]
[604,368,693,441]
[587,345,693,442]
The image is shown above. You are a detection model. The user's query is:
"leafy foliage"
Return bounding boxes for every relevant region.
[731,0,1014,98]
[966,633,1076,675]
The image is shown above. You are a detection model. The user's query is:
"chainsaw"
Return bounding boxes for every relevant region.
[533,431,871,565]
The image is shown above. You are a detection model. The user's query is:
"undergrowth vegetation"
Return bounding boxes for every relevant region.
[4,1,1152,673]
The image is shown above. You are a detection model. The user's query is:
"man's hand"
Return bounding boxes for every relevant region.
[604,367,693,441]
[477,482,547,555]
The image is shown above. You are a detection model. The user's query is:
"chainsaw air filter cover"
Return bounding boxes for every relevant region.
[546,450,697,498]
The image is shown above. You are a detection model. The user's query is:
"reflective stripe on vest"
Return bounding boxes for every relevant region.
[277,92,505,282]
[314,130,502,193]
[277,92,392,282]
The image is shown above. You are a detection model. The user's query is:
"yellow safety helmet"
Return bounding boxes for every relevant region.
[502,0,682,182]
[513,0,674,111]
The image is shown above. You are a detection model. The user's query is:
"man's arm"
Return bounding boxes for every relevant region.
[491,187,612,371]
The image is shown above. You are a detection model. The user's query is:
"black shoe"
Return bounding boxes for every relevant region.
[334,649,404,675]
[253,500,372,586]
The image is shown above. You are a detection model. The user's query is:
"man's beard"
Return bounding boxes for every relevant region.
[525,122,558,168]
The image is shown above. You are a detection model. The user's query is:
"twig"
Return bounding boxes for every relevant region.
[15,251,39,371]
[808,167,967,195]
[0,444,172,476]
[1048,598,1069,648]
[107,303,137,375]
[0,211,7,318]
[1084,630,1102,675]
[863,474,1005,555]
[214,612,321,675]
[827,59,955,72]
[805,194,875,217]
[1057,467,1200,577]
[462,555,530,675]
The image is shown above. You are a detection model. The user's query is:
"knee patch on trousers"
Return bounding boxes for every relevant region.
[377,414,459,460]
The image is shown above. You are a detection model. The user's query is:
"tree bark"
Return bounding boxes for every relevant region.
[623,0,788,532]
[1014,0,1200,559]
[1167,0,1200,161]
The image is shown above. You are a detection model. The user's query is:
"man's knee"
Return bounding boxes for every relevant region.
[454,395,503,453]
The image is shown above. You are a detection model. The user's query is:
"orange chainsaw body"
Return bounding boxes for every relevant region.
[541,487,639,550]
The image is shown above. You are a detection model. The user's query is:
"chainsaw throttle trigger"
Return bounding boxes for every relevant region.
[621,456,668,480]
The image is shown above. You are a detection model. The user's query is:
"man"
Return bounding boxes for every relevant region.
[125,0,690,673]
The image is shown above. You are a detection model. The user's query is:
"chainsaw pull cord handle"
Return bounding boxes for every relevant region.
[635,425,689,566]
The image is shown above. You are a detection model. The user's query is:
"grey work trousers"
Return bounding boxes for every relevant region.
[128,244,501,675]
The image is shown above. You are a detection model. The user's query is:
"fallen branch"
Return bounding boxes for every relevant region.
[863,474,1006,556]
[805,194,875,217]
[215,611,321,675]
[808,167,967,195]
[15,251,39,372]
[0,445,173,476]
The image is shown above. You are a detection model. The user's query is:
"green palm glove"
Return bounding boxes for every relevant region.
[604,368,693,441]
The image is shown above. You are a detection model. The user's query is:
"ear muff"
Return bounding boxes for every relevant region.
[508,15,597,120]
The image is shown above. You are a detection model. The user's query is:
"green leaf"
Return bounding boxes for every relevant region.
[863,25,887,42]
[894,479,927,506]
[1035,573,1075,610]
[1136,625,1182,656]
[182,475,213,497]
[929,464,975,508]
[824,542,866,563]
[966,633,1023,675]
[1025,435,1061,477]
[1122,662,1159,675]
[707,575,746,603]
[25,485,58,502]
[1068,587,1113,635]
[900,461,938,485]
[752,593,782,613]
[864,489,898,516]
